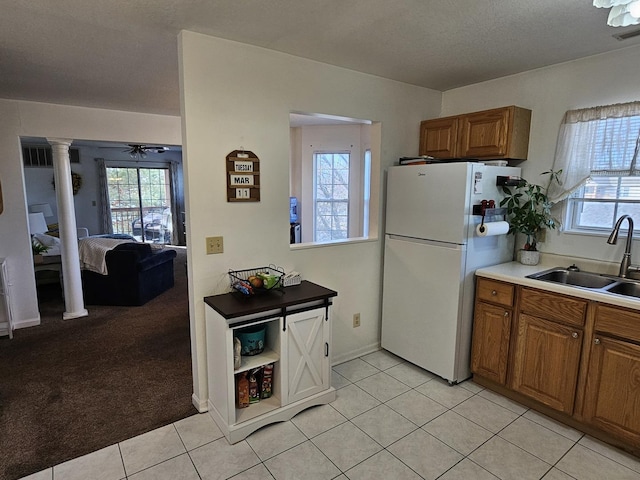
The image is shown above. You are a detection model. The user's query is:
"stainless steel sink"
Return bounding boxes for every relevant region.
[605,281,640,298]
[527,266,640,300]
[526,268,617,289]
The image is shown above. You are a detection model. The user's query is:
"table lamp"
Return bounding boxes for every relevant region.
[28,212,48,235]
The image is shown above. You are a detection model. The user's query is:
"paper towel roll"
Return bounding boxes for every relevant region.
[476,221,509,237]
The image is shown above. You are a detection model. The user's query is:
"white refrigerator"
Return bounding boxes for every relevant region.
[381,162,521,384]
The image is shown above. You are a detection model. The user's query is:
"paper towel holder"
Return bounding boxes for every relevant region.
[473,201,507,229]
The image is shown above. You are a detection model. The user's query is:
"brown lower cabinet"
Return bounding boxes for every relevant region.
[582,304,640,447]
[471,302,512,385]
[583,335,640,445]
[471,278,514,385]
[471,277,640,454]
[510,313,583,414]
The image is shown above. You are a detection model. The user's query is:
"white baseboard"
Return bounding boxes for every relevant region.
[332,342,380,366]
[192,393,209,413]
[13,317,41,330]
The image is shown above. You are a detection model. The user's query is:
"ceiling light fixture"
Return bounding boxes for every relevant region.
[129,144,147,159]
[594,0,640,26]
[125,144,169,158]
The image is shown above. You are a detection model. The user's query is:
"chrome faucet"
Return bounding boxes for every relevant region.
[607,214,635,278]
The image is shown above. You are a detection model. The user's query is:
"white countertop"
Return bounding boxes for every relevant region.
[476,261,640,311]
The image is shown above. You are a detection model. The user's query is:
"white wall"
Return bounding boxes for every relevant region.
[178,31,442,407]
[0,99,181,328]
[441,45,640,265]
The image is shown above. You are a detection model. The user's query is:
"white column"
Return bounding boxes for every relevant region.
[47,138,88,320]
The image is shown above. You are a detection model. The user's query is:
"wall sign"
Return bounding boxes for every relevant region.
[226,150,260,202]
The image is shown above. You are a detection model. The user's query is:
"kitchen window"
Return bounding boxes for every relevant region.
[550,101,640,235]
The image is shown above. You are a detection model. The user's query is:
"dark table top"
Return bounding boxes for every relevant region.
[34,254,62,266]
[204,280,337,319]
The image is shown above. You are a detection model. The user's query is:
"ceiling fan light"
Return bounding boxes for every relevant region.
[594,0,631,7]
[608,10,640,25]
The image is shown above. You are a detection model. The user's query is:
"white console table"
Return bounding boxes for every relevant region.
[204,281,337,443]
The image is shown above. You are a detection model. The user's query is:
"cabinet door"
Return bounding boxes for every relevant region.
[583,335,640,446]
[284,308,329,404]
[511,313,583,414]
[471,302,511,385]
[458,108,509,159]
[419,117,459,158]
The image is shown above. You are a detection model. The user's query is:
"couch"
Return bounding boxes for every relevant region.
[82,242,177,306]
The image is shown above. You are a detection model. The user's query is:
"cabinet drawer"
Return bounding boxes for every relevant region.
[595,304,640,344]
[520,287,587,327]
[476,278,514,307]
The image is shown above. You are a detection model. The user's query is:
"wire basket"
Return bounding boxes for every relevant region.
[229,264,285,296]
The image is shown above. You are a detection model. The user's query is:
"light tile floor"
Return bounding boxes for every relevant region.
[20,350,640,480]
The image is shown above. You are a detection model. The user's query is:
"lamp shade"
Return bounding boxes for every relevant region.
[28,212,48,235]
[29,203,53,218]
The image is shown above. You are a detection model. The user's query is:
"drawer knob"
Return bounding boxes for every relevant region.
[504,311,509,317]
[491,290,497,296]
[594,338,601,345]
[572,332,579,339]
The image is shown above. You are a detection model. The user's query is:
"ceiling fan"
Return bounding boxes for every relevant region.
[126,144,169,157]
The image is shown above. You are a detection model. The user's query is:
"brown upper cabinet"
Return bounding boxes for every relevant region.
[419,105,532,161]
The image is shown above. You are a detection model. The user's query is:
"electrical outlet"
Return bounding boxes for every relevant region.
[353,313,361,328]
[206,236,224,254]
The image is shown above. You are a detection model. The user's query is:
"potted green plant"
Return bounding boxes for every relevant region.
[500,170,562,265]
[31,238,49,263]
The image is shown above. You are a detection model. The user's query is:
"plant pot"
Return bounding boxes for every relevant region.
[519,249,540,266]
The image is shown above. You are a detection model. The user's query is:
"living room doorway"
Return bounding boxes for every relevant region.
[106,166,174,244]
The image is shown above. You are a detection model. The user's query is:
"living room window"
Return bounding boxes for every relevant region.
[106,166,173,244]
[551,101,640,235]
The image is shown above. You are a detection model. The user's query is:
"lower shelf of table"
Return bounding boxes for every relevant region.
[208,387,336,444]
[235,395,280,424]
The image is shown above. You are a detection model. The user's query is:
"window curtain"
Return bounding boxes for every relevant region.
[96,158,113,234]
[169,161,181,245]
[548,101,640,203]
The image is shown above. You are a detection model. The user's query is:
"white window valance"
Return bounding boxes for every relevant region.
[548,101,640,203]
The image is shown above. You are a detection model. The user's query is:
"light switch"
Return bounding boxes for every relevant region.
[206,236,224,254]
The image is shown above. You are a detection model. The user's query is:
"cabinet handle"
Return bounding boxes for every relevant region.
[325,342,329,357]
[594,338,601,345]
[504,311,509,317]
[572,332,579,339]
[491,290,497,296]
